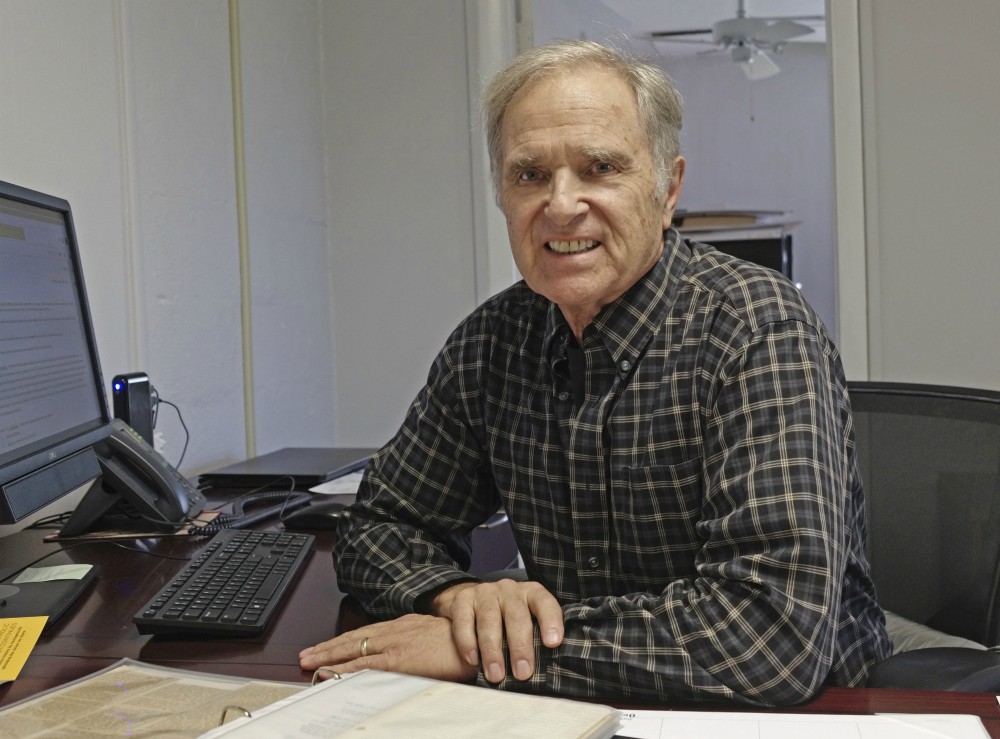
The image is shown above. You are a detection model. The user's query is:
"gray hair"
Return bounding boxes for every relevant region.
[481,39,683,198]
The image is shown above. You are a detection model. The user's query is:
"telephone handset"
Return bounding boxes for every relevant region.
[59,419,206,537]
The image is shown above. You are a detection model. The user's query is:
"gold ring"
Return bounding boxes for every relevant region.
[360,636,369,658]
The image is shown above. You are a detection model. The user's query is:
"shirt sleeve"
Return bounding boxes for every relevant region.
[498,320,860,706]
[333,333,500,619]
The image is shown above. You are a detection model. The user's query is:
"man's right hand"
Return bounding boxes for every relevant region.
[430,579,564,684]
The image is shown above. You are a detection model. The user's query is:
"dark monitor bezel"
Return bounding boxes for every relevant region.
[703,234,793,280]
[0,180,112,514]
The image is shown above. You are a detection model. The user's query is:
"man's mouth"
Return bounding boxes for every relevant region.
[547,239,599,255]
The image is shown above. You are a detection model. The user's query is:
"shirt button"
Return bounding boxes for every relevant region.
[587,556,601,569]
[558,391,570,401]
[619,360,632,373]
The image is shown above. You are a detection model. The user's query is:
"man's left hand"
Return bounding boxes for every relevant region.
[298,613,479,683]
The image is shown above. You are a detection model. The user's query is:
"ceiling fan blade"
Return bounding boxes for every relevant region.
[741,49,781,81]
[712,16,766,46]
[751,18,815,45]
[649,28,713,39]
[649,37,718,48]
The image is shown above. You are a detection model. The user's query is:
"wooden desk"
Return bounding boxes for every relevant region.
[0,525,342,708]
[2,527,999,736]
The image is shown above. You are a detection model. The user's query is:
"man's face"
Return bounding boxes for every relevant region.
[498,67,684,329]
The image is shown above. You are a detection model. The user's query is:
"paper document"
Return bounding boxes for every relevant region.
[0,616,47,683]
[0,658,304,737]
[310,470,363,495]
[202,669,620,739]
[615,708,990,739]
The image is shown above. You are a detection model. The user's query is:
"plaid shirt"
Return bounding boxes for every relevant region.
[335,229,890,706]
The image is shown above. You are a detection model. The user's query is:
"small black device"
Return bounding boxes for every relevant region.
[0,564,98,631]
[111,372,154,445]
[133,528,315,636]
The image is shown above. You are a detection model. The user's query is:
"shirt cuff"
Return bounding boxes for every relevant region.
[386,566,481,615]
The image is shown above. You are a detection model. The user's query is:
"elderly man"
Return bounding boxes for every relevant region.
[300,40,890,706]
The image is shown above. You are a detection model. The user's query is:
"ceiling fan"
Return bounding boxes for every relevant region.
[647,1,821,80]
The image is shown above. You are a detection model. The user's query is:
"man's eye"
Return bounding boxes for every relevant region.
[517,170,542,183]
[591,162,617,175]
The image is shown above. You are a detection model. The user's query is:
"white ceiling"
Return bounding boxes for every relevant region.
[594,0,826,59]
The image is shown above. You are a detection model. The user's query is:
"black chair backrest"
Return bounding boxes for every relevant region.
[848,381,1000,647]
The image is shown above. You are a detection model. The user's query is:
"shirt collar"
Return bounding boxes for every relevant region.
[542,229,690,368]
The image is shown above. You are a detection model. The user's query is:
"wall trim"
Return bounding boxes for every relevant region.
[827,0,869,380]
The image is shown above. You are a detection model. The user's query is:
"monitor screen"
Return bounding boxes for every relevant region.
[0,180,111,524]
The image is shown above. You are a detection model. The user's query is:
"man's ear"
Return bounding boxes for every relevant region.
[661,156,686,229]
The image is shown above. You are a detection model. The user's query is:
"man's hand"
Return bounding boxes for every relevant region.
[298,613,479,683]
[431,579,564,684]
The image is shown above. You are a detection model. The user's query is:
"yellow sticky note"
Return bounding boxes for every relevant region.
[0,616,48,682]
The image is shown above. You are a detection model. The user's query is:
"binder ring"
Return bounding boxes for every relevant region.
[312,667,342,685]
[218,705,252,725]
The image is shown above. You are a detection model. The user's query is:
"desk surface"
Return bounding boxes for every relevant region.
[2,526,999,736]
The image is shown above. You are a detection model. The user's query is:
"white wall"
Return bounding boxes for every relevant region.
[239,0,337,453]
[321,0,480,447]
[858,0,1000,390]
[121,1,247,470]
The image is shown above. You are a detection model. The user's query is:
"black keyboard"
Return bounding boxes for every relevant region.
[133,528,315,637]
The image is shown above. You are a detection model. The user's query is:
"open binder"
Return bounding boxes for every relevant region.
[202,669,621,739]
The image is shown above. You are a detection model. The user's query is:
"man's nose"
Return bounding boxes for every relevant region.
[544,172,588,225]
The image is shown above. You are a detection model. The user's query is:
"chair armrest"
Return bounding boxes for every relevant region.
[868,647,1000,691]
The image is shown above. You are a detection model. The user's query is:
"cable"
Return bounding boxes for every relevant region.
[149,384,190,469]
[25,511,74,530]
[189,491,310,537]
[157,399,188,469]
[187,477,309,537]
[150,384,160,431]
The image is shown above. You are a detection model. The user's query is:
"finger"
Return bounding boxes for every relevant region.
[448,587,481,667]
[298,630,370,669]
[470,589,507,683]
[497,589,536,681]
[527,586,565,647]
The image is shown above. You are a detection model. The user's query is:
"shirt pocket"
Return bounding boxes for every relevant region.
[612,458,705,586]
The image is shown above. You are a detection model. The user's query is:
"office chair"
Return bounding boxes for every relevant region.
[848,381,1000,690]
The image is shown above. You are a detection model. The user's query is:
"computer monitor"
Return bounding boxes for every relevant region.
[0,180,112,525]
[703,233,793,280]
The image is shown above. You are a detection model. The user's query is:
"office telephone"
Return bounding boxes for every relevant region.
[59,419,206,537]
